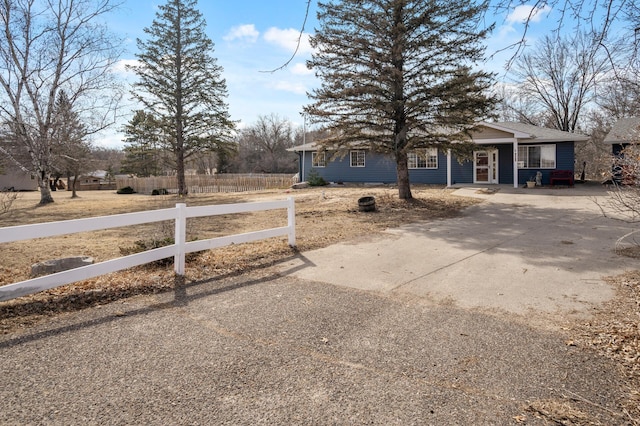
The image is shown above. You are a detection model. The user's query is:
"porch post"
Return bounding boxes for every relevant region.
[447,149,452,187]
[513,139,519,188]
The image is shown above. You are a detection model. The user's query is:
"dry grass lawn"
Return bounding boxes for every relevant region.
[0,185,478,330]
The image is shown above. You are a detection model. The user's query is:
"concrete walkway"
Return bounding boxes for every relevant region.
[280,183,638,320]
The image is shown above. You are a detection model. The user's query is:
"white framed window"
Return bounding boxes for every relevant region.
[408,148,438,169]
[518,144,556,169]
[350,150,366,167]
[312,152,325,167]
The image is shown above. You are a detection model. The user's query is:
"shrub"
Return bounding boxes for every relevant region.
[307,169,328,186]
[117,186,136,194]
[0,190,19,217]
[119,237,201,267]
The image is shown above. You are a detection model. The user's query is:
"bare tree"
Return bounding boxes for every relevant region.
[492,0,631,63]
[234,114,297,173]
[598,74,640,120]
[599,144,640,252]
[509,32,613,133]
[0,0,123,205]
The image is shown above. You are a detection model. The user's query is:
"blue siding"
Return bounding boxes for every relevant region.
[297,141,576,186]
[451,144,514,185]
[516,142,574,185]
[451,158,472,184]
[301,151,397,183]
[497,144,514,184]
[408,150,448,184]
[301,150,447,184]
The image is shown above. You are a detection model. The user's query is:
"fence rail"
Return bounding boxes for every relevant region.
[116,174,298,195]
[0,198,295,302]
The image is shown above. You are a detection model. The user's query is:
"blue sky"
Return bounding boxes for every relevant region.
[98,1,581,148]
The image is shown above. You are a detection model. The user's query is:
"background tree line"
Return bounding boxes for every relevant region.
[121,112,304,177]
[3,0,640,203]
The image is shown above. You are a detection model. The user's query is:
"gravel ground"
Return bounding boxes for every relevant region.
[0,271,633,425]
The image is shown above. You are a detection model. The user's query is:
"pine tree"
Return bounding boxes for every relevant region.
[121,110,163,177]
[129,0,234,195]
[52,90,91,198]
[305,0,497,199]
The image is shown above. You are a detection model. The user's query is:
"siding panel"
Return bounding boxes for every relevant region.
[299,141,576,186]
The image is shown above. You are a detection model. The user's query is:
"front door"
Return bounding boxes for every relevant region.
[474,150,498,184]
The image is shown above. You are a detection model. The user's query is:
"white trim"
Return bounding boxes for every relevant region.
[408,148,438,169]
[312,152,326,167]
[447,149,452,187]
[513,140,519,188]
[473,149,499,184]
[350,150,366,167]
[518,144,556,169]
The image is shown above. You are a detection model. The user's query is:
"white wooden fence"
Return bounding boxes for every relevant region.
[0,198,295,302]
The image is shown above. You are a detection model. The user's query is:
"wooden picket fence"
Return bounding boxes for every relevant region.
[116,174,298,195]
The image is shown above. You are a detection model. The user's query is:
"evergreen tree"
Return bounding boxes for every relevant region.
[52,90,91,198]
[129,0,234,195]
[121,110,163,177]
[305,0,497,199]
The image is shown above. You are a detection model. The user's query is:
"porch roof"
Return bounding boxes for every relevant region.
[477,122,589,143]
[288,122,589,152]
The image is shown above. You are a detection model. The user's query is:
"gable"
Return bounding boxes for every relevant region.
[604,117,640,144]
[470,126,516,140]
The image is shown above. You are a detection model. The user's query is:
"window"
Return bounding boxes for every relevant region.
[408,148,438,169]
[312,152,325,167]
[350,150,365,167]
[518,144,556,169]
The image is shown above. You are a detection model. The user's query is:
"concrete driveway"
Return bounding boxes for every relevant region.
[280,183,638,321]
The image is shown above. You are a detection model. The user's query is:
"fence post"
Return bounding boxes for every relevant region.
[174,203,187,275]
[287,196,296,247]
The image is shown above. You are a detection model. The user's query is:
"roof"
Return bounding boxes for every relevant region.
[603,117,640,144]
[487,122,590,142]
[288,122,589,152]
[288,142,319,152]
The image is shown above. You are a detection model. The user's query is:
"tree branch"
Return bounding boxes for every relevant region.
[260,0,312,73]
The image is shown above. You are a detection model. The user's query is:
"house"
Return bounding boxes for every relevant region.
[603,117,640,184]
[69,170,116,191]
[289,122,589,188]
[0,168,37,191]
[603,117,640,155]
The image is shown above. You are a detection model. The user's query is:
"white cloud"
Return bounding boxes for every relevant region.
[264,27,313,54]
[291,62,313,75]
[224,24,259,43]
[507,4,552,24]
[111,59,139,75]
[271,80,307,95]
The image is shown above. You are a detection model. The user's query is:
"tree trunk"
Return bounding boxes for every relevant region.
[71,174,79,198]
[176,146,187,196]
[37,171,54,205]
[396,151,413,200]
